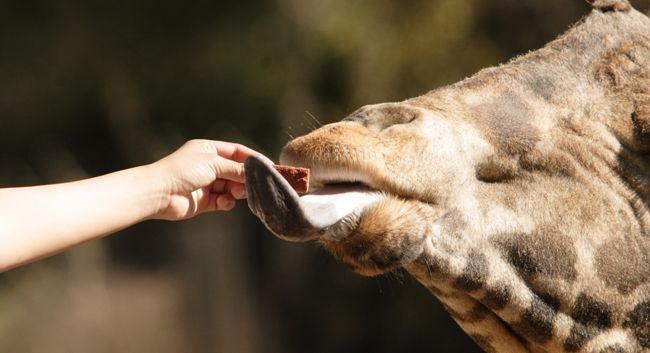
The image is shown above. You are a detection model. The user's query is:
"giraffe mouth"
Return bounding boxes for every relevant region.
[244,155,384,241]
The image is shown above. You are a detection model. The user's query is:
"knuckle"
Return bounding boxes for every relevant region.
[185,139,201,146]
[186,139,216,152]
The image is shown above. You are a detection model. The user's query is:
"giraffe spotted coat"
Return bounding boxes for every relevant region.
[245,1,650,352]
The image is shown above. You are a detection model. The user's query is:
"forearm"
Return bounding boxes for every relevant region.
[0,165,164,272]
[0,139,260,272]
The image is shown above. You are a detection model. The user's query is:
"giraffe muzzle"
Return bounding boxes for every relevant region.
[245,155,382,242]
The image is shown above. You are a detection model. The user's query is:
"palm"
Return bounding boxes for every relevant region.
[151,139,268,220]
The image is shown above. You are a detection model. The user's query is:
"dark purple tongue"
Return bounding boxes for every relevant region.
[244,155,321,241]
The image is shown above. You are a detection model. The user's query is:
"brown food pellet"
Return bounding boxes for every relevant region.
[273,165,310,193]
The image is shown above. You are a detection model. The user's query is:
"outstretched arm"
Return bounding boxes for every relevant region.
[0,139,268,272]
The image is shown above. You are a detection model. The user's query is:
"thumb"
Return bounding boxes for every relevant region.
[211,155,245,182]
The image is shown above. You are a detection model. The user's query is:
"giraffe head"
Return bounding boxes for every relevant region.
[246,1,650,352]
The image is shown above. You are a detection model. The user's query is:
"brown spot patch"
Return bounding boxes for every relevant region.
[598,345,627,353]
[422,256,450,275]
[475,155,521,183]
[623,302,650,349]
[453,251,489,292]
[496,230,577,281]
[595,236,650,295]
[475,90,540,156]
[469,333,497,353]
[564,323,597,352]
[466,303,491,322]
[632,105,650,140]
[443,300,492,323]
[415,255,451,282]
[526,74,557,102]
[519,148,578,178]
[537,291,562,312]
[483,285,512,310]
[512,297,556,344]
[571,293,613,329]
[586,0,631,12]
[440,209,468,233]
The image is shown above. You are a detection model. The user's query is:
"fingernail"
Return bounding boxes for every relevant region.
[232,187,246,199]
[218,197,236,211]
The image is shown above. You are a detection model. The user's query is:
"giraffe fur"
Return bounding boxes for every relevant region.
[245,1,650,352]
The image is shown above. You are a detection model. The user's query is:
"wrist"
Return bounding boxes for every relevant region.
[133,163,173,221]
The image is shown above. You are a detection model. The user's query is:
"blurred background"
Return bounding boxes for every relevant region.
[0,0,647,352]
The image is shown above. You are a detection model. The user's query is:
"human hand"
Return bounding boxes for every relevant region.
[0,139,271,271]
[148,139,271,220]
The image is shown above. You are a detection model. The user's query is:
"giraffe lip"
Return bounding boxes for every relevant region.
[244,155,382,241]
[307,164,380,191]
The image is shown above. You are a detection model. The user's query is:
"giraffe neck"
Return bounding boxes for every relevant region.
[403,223,649,353]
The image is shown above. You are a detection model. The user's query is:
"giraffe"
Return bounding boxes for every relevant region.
[245,1,650,352]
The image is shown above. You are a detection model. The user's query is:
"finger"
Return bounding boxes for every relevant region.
[212,156,245,183]
[211,141,273,164]
[227,182,246,199]
[211,179,227,194]
[194,187,213,213]
[216,193,236,211]
[203,193,220,213]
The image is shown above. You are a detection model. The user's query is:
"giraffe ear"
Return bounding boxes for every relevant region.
[585,0,631,11]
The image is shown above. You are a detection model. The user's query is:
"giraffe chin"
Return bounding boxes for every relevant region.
[245,155,383,242]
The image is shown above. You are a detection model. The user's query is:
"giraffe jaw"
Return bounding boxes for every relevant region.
[244,155,384,242]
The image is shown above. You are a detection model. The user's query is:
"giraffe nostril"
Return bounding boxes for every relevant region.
[342,115,365,124]
[343,103,423,132]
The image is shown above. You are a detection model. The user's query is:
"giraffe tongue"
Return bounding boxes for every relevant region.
[298,185,382,228]
[244,155,381,241]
